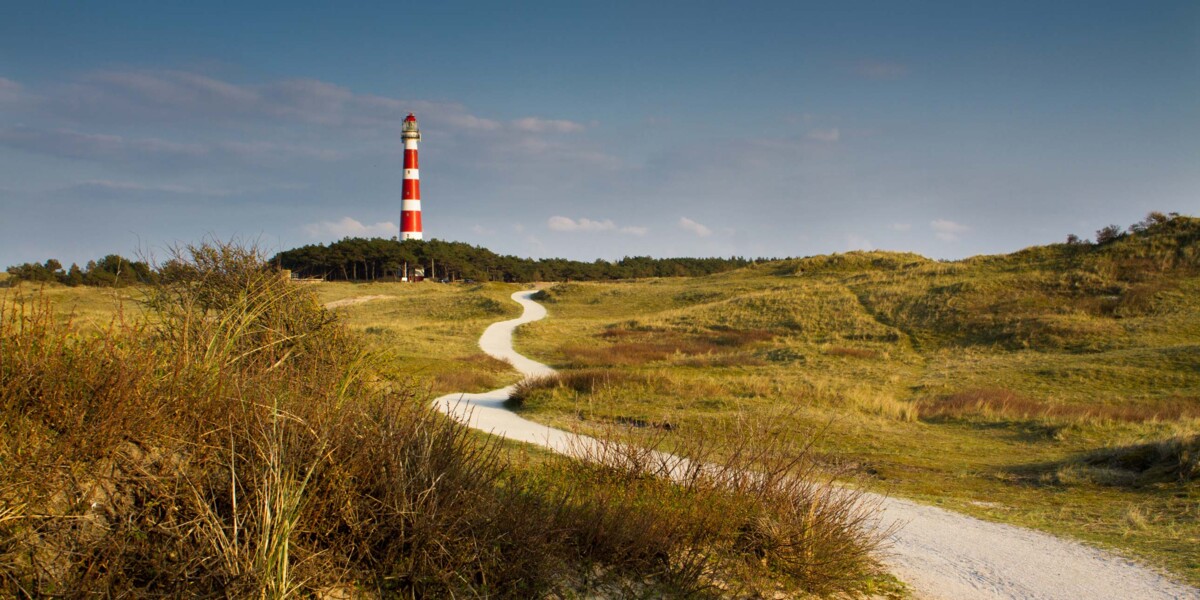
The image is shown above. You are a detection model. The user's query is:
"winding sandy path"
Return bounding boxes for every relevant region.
[433,290,1197,600]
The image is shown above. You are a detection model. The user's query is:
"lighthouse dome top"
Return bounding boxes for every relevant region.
[401,113,421,139]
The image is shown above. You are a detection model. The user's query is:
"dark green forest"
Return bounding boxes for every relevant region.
[270,237,756,282]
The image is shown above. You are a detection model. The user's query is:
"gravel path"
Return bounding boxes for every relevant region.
[432,290,1197,600]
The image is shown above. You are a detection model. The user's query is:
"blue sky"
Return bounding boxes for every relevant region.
[2,1,1197,267]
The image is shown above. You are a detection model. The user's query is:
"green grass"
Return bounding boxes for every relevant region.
[510,217,1200,585]
[0,281,149,331]
[313,280,525,394]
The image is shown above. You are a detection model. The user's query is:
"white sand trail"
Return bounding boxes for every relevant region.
[433,290,1197,600]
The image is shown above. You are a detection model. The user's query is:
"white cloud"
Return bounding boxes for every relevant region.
[931,218,970,242]
[548,215,613,232]
[806,128,840,143]
[889,223,912,232]
[845,234,874,251]
[547,216,645,235]
[855,60,910,80]
[471,224,496,235]
[678,217,712,237]
[512,117,586,134]
[304,216,396,239]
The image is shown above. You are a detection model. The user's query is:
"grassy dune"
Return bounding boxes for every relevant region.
[1,246,893,597]
[512,217,1200,584]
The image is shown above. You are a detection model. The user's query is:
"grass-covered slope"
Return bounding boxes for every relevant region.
[513,215,1200,584]
[0,244,893,598]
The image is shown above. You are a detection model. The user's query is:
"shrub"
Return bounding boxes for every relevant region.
[1095,224,1124,245]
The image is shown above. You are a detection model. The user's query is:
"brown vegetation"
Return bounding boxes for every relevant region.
[825,346,881,360]
[508,368,653,408]
[917,388,1200,423]
[563,328,774,367]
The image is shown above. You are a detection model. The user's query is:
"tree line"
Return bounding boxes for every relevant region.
[4,255,154,287]
[3,239,759,286]
[271,238,758,282]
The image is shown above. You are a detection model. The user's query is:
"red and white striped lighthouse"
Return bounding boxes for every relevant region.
[400,113,423,240]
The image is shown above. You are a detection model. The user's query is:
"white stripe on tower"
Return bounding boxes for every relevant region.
[400,113,423,241]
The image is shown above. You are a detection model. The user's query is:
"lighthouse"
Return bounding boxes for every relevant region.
[400,113,423,241]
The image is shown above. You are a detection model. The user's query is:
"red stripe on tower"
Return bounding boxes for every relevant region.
[400,113,423,241]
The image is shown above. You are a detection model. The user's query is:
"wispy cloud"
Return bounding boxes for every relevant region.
[33,69,491,132]
[547,216,644,235]
[806,128,840,143]
[0,126,206,161]
[0,126,340,166]
[64,179,231,197]
[889,222,912,232]
[512,117,586,134]
[304,216,396,239]
[931,218,970,242]
[0,77,26,105]
[855,60,910,80]
[678,217,712,237]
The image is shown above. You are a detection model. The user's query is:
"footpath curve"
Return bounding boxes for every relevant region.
[433,290,1197,600]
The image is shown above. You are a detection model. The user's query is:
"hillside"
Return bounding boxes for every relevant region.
[509,214,1200,584]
